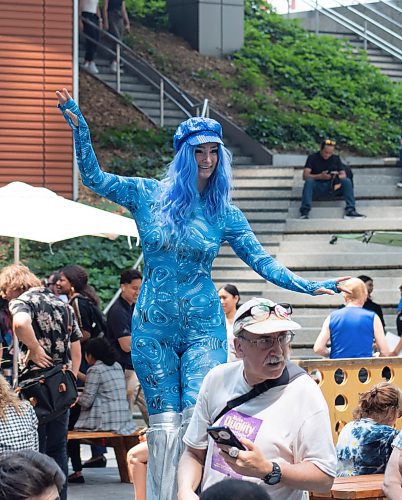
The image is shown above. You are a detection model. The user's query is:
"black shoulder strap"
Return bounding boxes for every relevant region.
[213,362,306,424]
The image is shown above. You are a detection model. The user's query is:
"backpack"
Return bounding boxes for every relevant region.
[70,293,107,339]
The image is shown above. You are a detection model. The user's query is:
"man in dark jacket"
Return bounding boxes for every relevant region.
[299,139,365,220]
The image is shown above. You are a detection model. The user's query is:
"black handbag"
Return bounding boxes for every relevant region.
[18,364,78,425]
[17,303,78,425]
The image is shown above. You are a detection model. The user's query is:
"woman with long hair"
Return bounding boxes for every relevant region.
[336,382,401,476]
[57,87,348,499]
[217,284,240,362]
[0,374,38,452]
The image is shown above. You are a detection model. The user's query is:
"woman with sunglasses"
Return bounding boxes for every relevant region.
[56,88,348,500]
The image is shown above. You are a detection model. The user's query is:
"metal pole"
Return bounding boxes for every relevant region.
[160,79,164,127]
[12,339,19,388]
[315,0,320,35]
[363,20,367,51]
[14,237,20,264]
[12,237,20,387]
[116,43,121,93]
[72,0,79,200]
[201,99,209,118]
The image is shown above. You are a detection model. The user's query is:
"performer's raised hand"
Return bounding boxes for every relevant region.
[56,88,78,126]
[313,276,351,296]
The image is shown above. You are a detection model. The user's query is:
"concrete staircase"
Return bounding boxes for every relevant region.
[320,31,402,82]
[80,52,257,167]
[212,162,402,358]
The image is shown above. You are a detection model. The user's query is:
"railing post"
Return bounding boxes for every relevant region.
[363,20,367,51]
[116,43,121,93]
[201,99,209,118]
[160,79,164,127]
[315,0,320,35]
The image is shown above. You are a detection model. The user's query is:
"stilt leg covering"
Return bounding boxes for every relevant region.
[146,412,182,500]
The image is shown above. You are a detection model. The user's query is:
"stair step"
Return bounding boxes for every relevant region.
[285,217,402,233]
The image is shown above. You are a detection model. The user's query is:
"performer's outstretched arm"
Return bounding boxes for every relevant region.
[56,88,153,211]
[224,205,349,295]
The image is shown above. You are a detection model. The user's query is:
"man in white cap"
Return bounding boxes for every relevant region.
[178,297,336,500]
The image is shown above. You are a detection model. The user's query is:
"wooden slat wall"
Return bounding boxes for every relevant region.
[0,0,73,198]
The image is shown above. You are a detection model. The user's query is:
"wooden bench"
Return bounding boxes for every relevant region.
[310,474,385,499]
[68,429,145,483]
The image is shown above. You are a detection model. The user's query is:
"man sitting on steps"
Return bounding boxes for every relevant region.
[299,139,365,220]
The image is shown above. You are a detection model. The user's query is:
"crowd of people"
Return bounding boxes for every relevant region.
[0,90,400,499]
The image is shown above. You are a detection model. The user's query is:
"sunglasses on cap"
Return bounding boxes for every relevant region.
[236,302,293,324]
[322,139,336,146]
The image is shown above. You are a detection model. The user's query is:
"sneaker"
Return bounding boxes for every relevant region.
[343,209,366,219]
[82,61,89,69]
[397,182,402,188]
[87,61,99,74]
[299,213,309,220]
[110,60,117,73]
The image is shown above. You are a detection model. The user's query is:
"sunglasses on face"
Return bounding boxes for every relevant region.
[238,331,295,349]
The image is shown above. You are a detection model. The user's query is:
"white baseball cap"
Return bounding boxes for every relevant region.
[233,297,301,337]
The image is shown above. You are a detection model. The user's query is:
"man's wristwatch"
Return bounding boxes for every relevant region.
[262,462,282,485]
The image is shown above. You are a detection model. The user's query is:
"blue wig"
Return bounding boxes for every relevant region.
[158,142,233,239]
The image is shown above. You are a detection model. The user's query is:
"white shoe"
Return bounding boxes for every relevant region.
[110,61,117,73]
[82,61,89,69]
[87,61,99,74]
[397,182,402,188]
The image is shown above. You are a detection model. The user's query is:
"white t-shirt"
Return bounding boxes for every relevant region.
[81,0,99,14]
[183,362,336,500]
[225,317,237,363]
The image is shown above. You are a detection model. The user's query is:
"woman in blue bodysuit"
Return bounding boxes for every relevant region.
[56,88,347,499]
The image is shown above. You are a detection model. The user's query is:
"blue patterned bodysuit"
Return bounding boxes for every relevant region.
[59,99,338,415]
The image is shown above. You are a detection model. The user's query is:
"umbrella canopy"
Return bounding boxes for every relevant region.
[0,181,138,244]
[330,231,402,248]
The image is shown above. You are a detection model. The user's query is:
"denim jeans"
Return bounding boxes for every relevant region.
[300,178,356,213]
[38,410,69,500]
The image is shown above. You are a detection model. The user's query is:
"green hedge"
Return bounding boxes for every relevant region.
[122,0,402,155]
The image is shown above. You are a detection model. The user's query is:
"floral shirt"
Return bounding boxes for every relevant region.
[392,430,402,450]
[9,287,82,368]
[336,418,399,476]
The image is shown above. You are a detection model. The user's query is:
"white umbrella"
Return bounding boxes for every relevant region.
[0,181,140,384]
[0,182,139,259]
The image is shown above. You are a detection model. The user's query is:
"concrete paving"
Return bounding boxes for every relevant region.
[67,446,134,500]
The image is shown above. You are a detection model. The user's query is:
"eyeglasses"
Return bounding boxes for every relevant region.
[323,139,336,146]
[238,332,294,349]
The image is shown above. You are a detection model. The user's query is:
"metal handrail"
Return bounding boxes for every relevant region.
[330,0,402,38]
[337,0,402,31]
[303,0,402,61]
[80,19,196,119]
[380,0,402,15]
